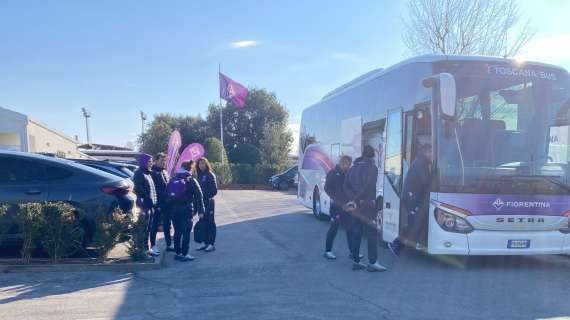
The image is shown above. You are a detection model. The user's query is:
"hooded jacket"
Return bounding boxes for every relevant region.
[197,171,218,200]
[133,154,157,210]
[324,165,349,207]
[343,156,378,205]
[169,170,205,215]
[402,153,432,212]
[151,165,169,207]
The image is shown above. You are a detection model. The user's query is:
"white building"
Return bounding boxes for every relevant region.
[0,106,82,158]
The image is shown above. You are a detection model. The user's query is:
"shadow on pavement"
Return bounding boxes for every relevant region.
[0,271,133,305]
[110,210,570,320]
[2,188,570,319]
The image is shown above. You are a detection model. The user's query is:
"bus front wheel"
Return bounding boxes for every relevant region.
[312,188,323,220]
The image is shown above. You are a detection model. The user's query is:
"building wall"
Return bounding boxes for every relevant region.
[0,107,27,151]
[27,120,80,157]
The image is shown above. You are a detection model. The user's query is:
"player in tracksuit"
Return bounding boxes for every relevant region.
[388,143,433,256]
[151,152,173,251]
[133,153,160,257]
[323,155,356,260]
[344,145,387,272]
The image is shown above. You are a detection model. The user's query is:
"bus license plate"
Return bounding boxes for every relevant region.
[507,240,530,249]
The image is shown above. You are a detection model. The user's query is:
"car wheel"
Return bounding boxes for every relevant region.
[278,181,289,191]
[312,188,323,219]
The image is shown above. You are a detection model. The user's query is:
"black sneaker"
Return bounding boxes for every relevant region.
[352,261,366,271]
[348,253,364,260]
[387,242,401,257]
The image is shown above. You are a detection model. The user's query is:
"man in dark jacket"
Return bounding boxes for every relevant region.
[390,143,433,255]
[344,145,387,272]
[133,153,160,257]
[169,161,205,262]
[323,155,354,260]
[151,152,173,251]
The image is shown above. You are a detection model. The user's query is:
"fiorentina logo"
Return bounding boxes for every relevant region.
[493,197,505,211]
[227,84,236,98]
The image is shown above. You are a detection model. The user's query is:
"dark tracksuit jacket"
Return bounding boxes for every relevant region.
[151,165,169,209]
[133,167,157,211]
[133,166,158,248]
[402,153,432,213]
[197,171,218,214]
[342,156,379,264]
[324,165,349,217]
[401,153,432,244]
[197,171,218,245]
[343,156,378,214]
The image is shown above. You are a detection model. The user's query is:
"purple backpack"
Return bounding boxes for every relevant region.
[167,176,187,202]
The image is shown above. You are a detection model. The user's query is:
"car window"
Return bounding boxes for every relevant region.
[93,165,129,178]
[0,157,46,183]
[44,165,74,180]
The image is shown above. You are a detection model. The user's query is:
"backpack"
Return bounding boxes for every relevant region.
[166,175,187,203]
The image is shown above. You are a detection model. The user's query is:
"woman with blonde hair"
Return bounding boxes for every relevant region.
[194,157,218,252]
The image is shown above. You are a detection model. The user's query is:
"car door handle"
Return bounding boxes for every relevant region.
[25,188,42,195]
[385,202,391,209]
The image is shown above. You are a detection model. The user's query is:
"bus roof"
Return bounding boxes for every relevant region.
[318,54,569,103]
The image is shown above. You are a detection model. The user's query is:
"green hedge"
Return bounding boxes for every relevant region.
[211,162,233,185]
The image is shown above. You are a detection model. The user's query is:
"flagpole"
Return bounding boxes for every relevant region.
[219,63,224,165]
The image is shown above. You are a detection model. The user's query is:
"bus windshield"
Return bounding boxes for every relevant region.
[437,63,570,195]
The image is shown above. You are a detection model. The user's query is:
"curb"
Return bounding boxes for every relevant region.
[0,239,167,274]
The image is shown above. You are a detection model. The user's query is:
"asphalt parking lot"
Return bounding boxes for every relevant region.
[1,190,569,320]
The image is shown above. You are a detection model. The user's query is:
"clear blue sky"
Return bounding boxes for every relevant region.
[1,0,569,149]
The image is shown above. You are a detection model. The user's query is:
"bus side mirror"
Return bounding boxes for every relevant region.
[423,73,457,119]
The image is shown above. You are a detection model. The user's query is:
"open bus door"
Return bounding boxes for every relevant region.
[382,108,403,243]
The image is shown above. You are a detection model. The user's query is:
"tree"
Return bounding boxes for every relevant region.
[229,143,262,165]
[206,88,290,151]
[139,113,208,156]
[204,137,228,163]
[402,0,534,57]
[259,122,293,165]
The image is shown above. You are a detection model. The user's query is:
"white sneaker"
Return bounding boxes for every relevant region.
[151,246,161,254]
[205,245,216,252]
[180,254,196,262]
[367,262,387,272]
[196,244,207,251]
[148,247,160,257]
[324,251,337,260]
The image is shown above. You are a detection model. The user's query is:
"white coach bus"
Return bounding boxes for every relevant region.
[298,54,570,255]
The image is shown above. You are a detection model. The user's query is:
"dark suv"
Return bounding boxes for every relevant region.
[0,151,136,245]
[269,166,298,190]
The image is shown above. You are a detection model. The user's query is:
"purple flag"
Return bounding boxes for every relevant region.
[166,130,182,177]
[219,73,248,108]
[175,143,205,171]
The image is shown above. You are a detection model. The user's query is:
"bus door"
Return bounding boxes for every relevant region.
[382,108,403,243]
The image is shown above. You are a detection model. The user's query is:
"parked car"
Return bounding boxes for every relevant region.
[72,159,134,179]
[269,166,298,190]
[0,151,136,246]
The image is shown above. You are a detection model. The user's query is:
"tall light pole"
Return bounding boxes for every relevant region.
[140,110,147,142]
[81,107,91,145]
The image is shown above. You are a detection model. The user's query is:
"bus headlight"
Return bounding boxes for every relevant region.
[435,208,473,234]
[559,211,570,234]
